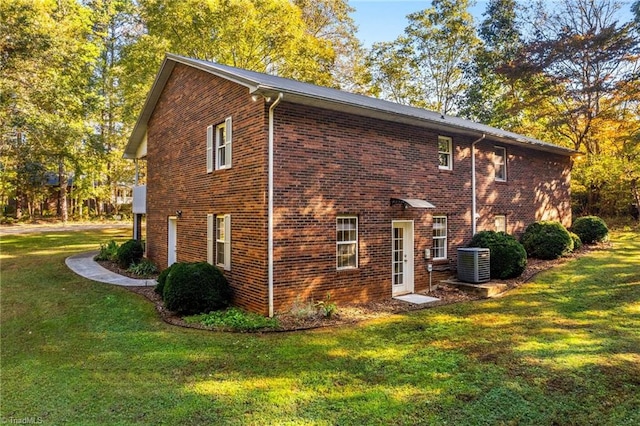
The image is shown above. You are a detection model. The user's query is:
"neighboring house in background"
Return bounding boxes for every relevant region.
[124,54,577,316]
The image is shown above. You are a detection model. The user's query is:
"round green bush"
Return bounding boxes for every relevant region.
[163,262,232,315]
[116,239,144,268]
[520,221,573,260]
[468,231,527,279]
[571,216,609,244]
[155,262,183,296]
[569,232,582,251]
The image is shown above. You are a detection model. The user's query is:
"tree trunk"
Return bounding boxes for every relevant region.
[58,160,68,222]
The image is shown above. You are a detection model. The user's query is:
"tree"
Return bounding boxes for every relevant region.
[367,0,479,114]
[507,0,639,154]
[0,0,99,221]
[461,0,524,128]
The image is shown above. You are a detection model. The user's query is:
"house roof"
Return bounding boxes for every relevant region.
[124,53,578,158]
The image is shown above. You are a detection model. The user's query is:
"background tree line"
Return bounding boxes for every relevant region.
[1,0,638,222]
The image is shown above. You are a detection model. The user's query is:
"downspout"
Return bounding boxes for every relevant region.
[268,93,284,318]
[471,134,486,236]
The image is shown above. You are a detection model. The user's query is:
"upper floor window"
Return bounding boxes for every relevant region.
[206,117,232,173]
[494,146,506,181]
[432,216,447,260]
[337,216,358,269]
[438,136,453,170]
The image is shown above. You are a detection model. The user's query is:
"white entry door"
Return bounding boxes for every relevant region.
[392,221,414,296]
[167,217,177,266]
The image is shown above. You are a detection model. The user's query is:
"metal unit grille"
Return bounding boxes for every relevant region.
[457,248,490,283]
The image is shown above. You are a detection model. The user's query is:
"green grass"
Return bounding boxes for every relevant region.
[1,228,639,425]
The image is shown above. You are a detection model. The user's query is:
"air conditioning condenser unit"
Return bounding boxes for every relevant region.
[457,247,490,283]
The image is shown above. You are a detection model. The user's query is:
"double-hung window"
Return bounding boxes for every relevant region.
[206,117,232,173]
[494,146,506,181]
[495,215,507,233]
[209,214,230,271]
[438,136,453,170]
[432,216,447,260]
[336,216,358,269]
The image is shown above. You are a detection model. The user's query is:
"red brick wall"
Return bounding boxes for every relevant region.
[144,64,571,315]
[270,102,571,312]
[145,64,269,313]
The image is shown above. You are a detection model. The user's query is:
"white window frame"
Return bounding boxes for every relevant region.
[494,146,507,181]
[336,216,358,270]
[216,117,232,170]
[432,216,447,260]
[216,214,231,271]
[438,136,453,170]
[495,215,507,233]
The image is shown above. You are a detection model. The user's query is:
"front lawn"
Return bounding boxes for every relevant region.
[1,228,639,425]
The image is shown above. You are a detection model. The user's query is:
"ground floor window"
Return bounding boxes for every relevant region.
[495,215,507,233]
[432,216,447,260]
[337,216,358,269]
[216,214,231,270]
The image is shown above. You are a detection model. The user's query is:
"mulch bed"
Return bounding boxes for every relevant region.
[99,244,604,332]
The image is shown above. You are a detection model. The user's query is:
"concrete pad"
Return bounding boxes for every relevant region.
[66,251,157,287]
[441,279,507,297]
[393,294,440,304]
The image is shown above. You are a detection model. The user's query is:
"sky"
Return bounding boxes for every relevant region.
[350,0,636,47]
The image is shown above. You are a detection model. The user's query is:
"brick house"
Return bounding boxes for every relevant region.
[124,54,576,316]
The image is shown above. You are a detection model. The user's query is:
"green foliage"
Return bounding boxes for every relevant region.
[571,216,610,244]
[521,221,574,260]
[162,262,231,315]
[315,294,338,318]
[367,0,479,113]
[127,258,158,277]
[468,231,527,279]
[94,240,119,261]
[116,239,144,268]
[185,308,279,332]
[569,232,583,251]
[154,262,182,296]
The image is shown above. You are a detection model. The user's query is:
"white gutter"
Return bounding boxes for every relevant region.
[471,134,486,236]
[268,93,283,318]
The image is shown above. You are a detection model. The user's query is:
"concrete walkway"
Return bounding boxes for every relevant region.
[66,251,156,287]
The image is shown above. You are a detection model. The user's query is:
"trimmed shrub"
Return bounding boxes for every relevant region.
[571,216,609,244]
[569,232,582,251]
[162,262,232,315]
[155,262,182,296]
[116,239,144,268]
[521,221,573,259]
[468,231,527,279]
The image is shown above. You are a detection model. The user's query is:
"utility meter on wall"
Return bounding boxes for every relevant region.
[424,248,431,260]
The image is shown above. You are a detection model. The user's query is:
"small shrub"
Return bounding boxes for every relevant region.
[163,262,232,315]
[128,258,158,276]
[94,240,119,261]
[571,216,609,244]
[569,232,582,251]
[288,297,318,319]
[116,239,144,268]
[468,231,527,279]
[185,308,279,331]
[521,221,573,259]
[315,294,338,318]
